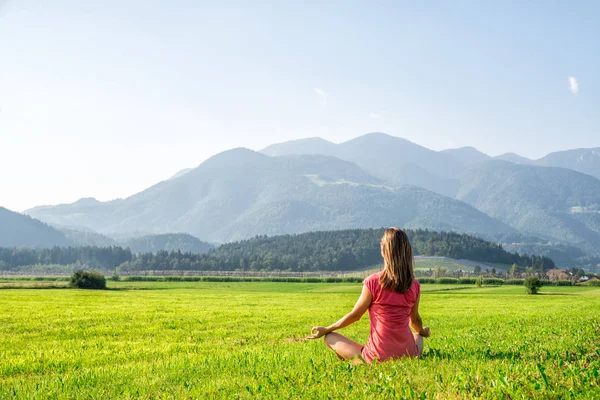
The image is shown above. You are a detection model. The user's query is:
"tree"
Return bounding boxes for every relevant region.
[474,266,481,274]
[524,276,542,295]
[433,266,448,278]
[509,263,518,278]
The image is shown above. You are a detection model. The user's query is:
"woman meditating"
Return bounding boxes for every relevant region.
[306,227,430,363]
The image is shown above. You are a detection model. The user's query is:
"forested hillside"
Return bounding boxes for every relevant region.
[0,228,554,272]
[0,246,133,271]
[457,161,600,254]
[124,234,213,254]
[0,207,72,248]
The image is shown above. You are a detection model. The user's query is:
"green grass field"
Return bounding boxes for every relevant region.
[413,257,510,273]
[361,257,510,274]
[1,282,599,399]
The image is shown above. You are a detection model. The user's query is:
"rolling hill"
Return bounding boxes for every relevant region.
[0,207,73,248]
[123,233,213,254]
[456,161,600,254]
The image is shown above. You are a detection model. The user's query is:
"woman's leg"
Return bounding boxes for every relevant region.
[323,332,364,361]
[413,332,424,356]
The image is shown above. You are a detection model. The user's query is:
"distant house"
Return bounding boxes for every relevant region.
[586,276,599,282]
[546,269,569,281]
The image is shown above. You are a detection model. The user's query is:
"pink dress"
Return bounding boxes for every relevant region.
[361,272,421,363]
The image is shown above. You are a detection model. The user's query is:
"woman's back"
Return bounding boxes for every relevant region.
[307,227,429,364]
[362,272,421,362]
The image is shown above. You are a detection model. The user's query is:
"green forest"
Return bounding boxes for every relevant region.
[0,228,554,272]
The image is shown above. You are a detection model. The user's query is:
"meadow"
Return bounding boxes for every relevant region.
[1,281,599,399]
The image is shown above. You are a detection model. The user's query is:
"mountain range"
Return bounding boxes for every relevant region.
[25,149,513,243]
[7,132,600,265]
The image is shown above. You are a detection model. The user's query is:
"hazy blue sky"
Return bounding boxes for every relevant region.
[1,1,598,211]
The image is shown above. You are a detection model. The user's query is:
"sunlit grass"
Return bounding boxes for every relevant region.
[1,282,598,399]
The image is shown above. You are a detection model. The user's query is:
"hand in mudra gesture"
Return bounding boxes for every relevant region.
[306,326,328,340]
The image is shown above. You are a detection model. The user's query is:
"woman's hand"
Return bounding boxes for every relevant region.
[306,326,329,340]
[419,326,431,338]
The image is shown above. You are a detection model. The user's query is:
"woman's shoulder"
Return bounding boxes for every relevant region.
[363,272,381,284]
[362,272,381,293]
[411,278,420,290]
[407,278,420,299]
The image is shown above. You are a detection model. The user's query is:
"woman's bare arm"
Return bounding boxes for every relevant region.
[306,285,372,339]
[409,294,431,337]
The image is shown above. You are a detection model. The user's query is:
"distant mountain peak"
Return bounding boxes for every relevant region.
[261,137,337,157]
[202,147,268,165]
[346,132,413,144]
[494,152,533,165]
[73,197,100,205]
[536,147,600,180]
[443,146,484,153]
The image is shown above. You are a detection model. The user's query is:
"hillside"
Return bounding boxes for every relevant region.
[262,133,464,196]
[168,168,193,180]
[0,207,72,248]
[457,161,600,254]
[59,227,117,247]
[124,234,213,254]
[0,228,551,272]
[117,228,553,272]
[494,153,533,164]
[536,148,600,180]
[441,147,491,165]
[26,149,513,242]
[261,137,337,157]
[261,134,600,258]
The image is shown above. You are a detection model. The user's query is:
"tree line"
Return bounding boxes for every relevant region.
[0,228,555,272]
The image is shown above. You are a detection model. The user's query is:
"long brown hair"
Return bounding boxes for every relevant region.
[379,227,414,293]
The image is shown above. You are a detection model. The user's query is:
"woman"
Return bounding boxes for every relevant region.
[306,227,430,363]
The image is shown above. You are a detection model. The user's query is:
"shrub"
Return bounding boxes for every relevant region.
[459,278,476,284]
[482,278,504,285]
[524,277,542,294]
[585,280,600,287]
[69,270,106,290]
[554,280,572,286]
[417,278,435,284]
[475,277,483,288]
[111,273,121,281]
[301,277,322,283]
[436,278,458,284]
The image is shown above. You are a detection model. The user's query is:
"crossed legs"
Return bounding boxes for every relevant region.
[323,332,363,361]
[323,331,426,361]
